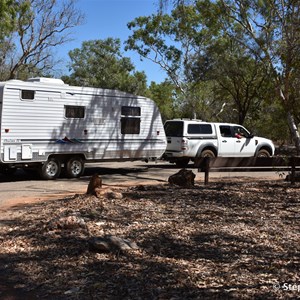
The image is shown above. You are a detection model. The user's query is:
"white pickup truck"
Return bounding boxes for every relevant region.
[163,119,275,167]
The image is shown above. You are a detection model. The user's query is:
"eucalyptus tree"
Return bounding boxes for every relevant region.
[217,0,300,152]
[126,3,224,119]
[0,0,30,79]
[147,80,177,121]
[0,0,84,80]
[0,0,25,38]
[63,38,148,95]
[127,1,272,124]
[158,0,300,150]
[199,38,272,125]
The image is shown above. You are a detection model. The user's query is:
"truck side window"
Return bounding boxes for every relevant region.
[233,126,249,138]
[188,124,212,134]
[220,126,232,137]
[121,106,141,134]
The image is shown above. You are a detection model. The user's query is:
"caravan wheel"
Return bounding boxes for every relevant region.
[39,158,61,180]
[65,156,85,178]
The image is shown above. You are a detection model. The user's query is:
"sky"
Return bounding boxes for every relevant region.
[58,0,167,84]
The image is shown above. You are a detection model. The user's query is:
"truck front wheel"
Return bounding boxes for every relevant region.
[200,149,215,158]
[65,156,85,178]
[39,158,61,180]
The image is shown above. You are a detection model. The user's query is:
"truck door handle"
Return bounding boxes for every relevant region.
[236,140,241,143]
[222,140,227,143]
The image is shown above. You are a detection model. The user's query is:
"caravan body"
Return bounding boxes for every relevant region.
[0,78,166,179]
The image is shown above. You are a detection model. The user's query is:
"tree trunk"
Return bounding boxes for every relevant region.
[287,111,300,155]
[278,87,300,154]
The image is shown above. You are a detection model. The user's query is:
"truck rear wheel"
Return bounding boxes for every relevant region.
[39,158,61,180]
[65,156,85,178]
[257,149,271,157]
[200,149,215,158]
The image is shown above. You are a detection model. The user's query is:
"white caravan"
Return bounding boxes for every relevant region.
[0,78,167,179]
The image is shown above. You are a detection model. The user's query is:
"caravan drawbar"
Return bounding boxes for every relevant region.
[0,78,167,179]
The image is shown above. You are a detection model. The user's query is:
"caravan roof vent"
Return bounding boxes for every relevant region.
[27,77,65,85]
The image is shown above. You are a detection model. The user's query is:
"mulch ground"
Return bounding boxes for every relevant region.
[0,180,299,299]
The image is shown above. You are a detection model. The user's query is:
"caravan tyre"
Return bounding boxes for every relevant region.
[39,158,61,180]
[65,157,85,178]
[0,166,17,176]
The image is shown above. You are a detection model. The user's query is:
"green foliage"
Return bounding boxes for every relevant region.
[147,80,178,121]
[0,2,30,46]
[209,46,271,125]
[0,0,18,39]
[0,0,31,79]
[126,2,223,120]
[127,14,183,88]
[63,38,148,95]
[249,98,289,143]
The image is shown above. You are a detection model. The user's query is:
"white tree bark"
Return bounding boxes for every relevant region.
[287,111,300,154]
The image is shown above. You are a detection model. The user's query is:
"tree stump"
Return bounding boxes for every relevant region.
[168,169,196,187]
[86,174,102,197]
[286,171,300,182]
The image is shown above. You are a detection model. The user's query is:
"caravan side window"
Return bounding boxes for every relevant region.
[21,90,35,100]
[121,106,141,134]
[65,105,85,119]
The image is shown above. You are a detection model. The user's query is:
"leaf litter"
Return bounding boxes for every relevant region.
[0,180,299,299]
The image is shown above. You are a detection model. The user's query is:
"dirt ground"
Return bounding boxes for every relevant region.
[0,178,299,299]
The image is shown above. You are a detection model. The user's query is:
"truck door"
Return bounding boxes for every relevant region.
[233,125,257,156]
[218,125,237,156]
